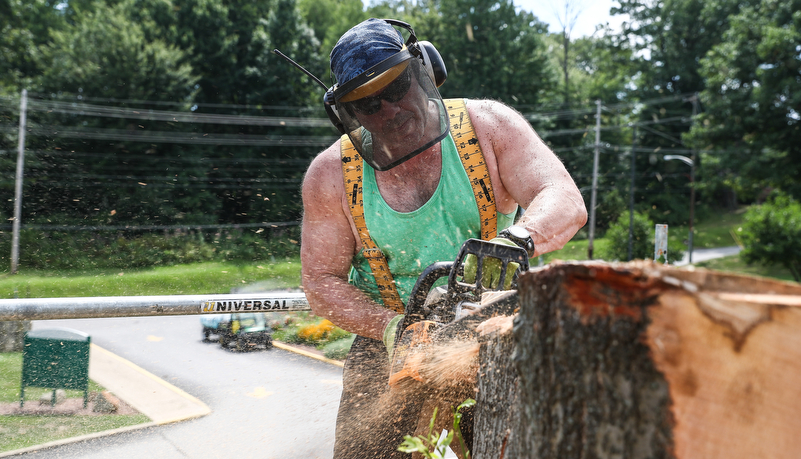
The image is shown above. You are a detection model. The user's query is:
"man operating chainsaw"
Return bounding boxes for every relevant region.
[300,18,587,459]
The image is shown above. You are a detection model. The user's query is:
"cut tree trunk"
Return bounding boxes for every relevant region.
[0,320,31,352]
[473,261,801,459]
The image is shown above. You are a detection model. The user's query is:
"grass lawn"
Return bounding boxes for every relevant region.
[0,414,151,452]
[695,254,796,283]
[0,353,150,453]
[0,258,301,299]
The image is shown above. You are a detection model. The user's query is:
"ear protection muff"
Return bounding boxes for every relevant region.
[413,41,447,88]
[323,89,345,134]
[325,19,448,134]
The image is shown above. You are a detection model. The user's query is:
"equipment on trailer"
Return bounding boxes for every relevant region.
[201,313,273,352]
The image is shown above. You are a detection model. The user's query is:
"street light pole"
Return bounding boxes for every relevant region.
[588,99,601,260]
[663,154,694,264]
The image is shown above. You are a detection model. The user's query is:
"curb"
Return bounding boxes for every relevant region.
[273,341,345,368]
[0,421,158,458]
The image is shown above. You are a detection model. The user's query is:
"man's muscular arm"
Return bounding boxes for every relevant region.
[300,145,397,341]
[468,99,588,256]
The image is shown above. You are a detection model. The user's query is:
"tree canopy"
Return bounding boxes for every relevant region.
[0,0,797,265]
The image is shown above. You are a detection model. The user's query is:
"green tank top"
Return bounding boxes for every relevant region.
[348,132,516,306]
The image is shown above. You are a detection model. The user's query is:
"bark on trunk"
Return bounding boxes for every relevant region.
[473,322,519,458]
[473,261,801,459]
[0,320,30,352]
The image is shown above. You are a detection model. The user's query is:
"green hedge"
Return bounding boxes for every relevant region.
[0,227,300,272]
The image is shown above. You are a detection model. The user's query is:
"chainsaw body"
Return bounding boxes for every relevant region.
[388,238,529,387]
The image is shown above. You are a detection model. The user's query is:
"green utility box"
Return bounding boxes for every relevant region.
[20,328,91,408]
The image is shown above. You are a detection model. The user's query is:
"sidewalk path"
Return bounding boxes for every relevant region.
[675,246,742,266]
[89,344,211,425]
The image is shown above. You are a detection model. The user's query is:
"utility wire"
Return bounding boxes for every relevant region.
[17,93,325,113]
[0,124,336,146]
[20,149,314,165]
[24,99,333,128]
[0,221,300,232]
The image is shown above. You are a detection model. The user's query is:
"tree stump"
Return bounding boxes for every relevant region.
[473,261,801,459]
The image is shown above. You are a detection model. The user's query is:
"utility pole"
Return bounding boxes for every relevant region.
[588,99,601,260]
[11,89,27,275]
[628,125,637,261]
[688,93,698,264]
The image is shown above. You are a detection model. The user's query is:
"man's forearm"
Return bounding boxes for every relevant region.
[304,274,399,341]
[517,189,588,256]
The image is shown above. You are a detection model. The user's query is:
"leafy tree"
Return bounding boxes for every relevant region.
[299,0,366,54]
[0,0,71,93]
[432,0,555,106]
[596,188,626,235]
[740,191,801,282]
[39,2,197,101]
[687,0,801,200]
[22,1,203,226]
[611,0,742,223]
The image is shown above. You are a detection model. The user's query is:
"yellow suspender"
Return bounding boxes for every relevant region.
[445,98,497,240]
[341,139,405,313]
[340,99,496,312]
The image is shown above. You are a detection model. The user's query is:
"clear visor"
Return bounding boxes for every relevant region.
[335,58,449,171]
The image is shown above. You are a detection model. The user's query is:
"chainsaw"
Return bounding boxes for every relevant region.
[388,238,529,387]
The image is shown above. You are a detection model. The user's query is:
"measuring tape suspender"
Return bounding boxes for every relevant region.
[341,98,496,312]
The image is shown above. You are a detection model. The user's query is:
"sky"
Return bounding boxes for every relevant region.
[512,0,626,38]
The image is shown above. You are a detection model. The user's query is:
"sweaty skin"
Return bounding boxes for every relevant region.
[300,99,587,341]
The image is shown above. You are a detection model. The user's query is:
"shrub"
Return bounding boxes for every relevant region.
[599,211,684,263]
[740,191,801,282]
[599,211,654,261]
[0,227,300,272]
[322,335,355,360]
[297,319,336,342]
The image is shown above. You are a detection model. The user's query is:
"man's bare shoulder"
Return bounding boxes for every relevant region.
[465,99,527,129]
[303,142,343,193]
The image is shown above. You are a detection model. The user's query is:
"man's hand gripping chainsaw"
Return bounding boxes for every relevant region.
[388,238,529,387]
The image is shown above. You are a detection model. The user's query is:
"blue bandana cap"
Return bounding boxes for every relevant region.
[331,19,404,86]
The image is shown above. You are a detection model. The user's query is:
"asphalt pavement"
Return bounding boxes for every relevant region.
[3,316,344,458]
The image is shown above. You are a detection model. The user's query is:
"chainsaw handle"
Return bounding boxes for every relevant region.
[449,238,530,299]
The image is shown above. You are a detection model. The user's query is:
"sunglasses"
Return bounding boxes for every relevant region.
[349,68,413,115]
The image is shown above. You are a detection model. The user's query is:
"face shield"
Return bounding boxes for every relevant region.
[332,52,449,171]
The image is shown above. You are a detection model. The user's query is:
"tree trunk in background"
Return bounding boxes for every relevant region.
[0,320,31,352]
[473,261,801,459]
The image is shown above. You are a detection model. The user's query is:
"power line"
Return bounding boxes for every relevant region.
[0,124,336,146]
[24,99,333,128]
[25,173,302,183]
[18,93,325,113]
[520,93,695,121]
[20,149,314,165]
[0,221,300,232]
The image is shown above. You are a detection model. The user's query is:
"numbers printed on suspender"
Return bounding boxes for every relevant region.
[446,99,497,240]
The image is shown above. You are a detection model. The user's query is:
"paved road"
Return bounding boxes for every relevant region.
[24,315,343,459]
